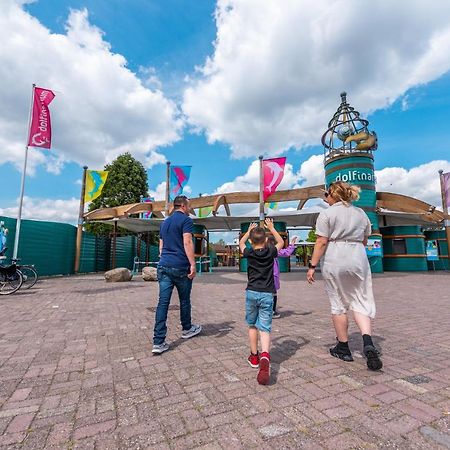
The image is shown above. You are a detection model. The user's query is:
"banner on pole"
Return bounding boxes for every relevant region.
[140,196,155,219]
[263,157,286,201]
[442,172,450,210]
[170,166,191,199]
[84,170,109,203]
[199,206,213,218]
[27,86,55,149]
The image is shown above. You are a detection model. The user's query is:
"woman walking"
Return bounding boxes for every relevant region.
[307,181,382,371]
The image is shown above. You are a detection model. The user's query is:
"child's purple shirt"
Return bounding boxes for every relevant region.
[273,244,295,291]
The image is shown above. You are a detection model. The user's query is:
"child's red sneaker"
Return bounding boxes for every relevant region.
[257,352,270,385]
[247,352,260,368]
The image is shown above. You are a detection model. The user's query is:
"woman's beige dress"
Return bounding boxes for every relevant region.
[315,201,376,318]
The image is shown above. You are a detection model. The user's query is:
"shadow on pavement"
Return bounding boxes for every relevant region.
[277,309,313,319]
[270,334,310,384]
[168,321,235,351]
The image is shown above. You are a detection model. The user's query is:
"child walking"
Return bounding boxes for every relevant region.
[269,235,297,318]
[239,218,284,385]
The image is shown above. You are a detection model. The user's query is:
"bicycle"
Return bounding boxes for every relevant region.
[0,251,23,295]
[13,260,38,289]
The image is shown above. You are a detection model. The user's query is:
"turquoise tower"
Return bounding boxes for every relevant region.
[321,93,383,273]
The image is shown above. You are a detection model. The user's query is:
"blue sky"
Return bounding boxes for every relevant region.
[1,0,450,225]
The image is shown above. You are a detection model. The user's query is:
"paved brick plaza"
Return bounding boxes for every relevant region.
[0,269,449,449]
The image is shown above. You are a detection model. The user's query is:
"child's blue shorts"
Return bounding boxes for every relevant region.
[245,290,274,333]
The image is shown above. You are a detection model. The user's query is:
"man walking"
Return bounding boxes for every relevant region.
[152,195,202,354]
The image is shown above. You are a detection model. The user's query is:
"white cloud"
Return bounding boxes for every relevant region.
[0,196,79,224]
[148,182,192,201]
[183,0,450,158]
[375,160,450,208]
[212,155,450,215]
[0,3,182,174]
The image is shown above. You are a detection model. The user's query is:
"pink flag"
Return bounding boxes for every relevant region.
[263,157,286,201]
[27,86,55,149]
[443,172,450,210]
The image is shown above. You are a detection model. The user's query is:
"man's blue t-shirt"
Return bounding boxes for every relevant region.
[159,211,193,268]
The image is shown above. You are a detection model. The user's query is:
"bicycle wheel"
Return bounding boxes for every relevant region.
[0,269,23,295]
[19,266,38,289]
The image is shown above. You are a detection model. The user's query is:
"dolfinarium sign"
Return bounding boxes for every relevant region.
[332,170,376,184]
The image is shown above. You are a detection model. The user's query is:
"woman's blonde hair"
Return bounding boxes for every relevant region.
[328,181,360,203]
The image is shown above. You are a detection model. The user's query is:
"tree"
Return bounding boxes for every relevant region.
[306,228,317,242]
[85,152,149,235]
[213,238,226,246]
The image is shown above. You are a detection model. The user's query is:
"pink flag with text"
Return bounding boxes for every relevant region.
[27,86,55,149]
[263,157,286,201]
[443,172,450,210]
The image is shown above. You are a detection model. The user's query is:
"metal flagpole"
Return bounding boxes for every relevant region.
[259,155,264,226]
[13,83,35,260]
[165,161,171,217]
[439,170,450,267]
[74,166,88,273]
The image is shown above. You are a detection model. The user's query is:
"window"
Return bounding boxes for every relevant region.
[392,238,406,254]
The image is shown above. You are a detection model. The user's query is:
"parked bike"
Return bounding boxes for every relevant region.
[0,261,23,295]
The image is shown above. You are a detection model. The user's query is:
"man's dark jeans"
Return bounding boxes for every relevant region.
[153,266,193,345]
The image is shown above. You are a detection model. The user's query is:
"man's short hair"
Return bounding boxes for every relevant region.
[249,226,266,245]
[173,195,189,208]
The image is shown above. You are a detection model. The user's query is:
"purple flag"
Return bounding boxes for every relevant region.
[443,172,450,210]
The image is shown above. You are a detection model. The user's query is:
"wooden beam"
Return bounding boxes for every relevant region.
[213,195,231,216]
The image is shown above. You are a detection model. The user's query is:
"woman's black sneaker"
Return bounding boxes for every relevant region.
[329,344,354,362]
[364,345,383,371]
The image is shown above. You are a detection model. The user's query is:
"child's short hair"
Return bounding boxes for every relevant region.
[249,226,266,245]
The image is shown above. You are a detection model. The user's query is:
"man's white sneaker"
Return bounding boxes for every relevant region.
[181,324,202,339]
[152,342,169,354]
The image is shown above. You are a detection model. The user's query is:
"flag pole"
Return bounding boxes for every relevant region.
[13,84,35,261]
[74,166,88,273]
[165,161,171,217]
[439,170,450,264]
[259,155,264,226]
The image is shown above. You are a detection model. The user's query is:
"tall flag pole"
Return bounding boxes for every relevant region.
[13,84,34,260]
[439,169,450,261]
[74,166,88,273]
[13,84,55,260]
[259,155,264,226]
[165,161,171,217]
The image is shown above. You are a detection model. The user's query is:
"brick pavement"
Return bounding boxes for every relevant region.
[0,269,449,449]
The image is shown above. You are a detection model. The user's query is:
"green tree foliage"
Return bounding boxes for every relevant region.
[213,238,227,246]
[85,152,149,235]
[306,228,317,242]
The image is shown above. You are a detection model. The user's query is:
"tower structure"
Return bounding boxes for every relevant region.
[321,92,382,272]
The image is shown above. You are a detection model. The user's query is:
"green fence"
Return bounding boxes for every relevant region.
[0,216,158,276]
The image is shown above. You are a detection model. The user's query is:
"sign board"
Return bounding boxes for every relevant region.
[426,240,439,261]
[366,238,382,257]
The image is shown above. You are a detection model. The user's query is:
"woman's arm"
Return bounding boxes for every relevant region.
[306,235,329,284]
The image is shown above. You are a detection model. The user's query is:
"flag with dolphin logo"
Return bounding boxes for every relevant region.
[84,170,109,203]
[262,157,286,201]
[170,166,191,200]
[27,86,55,149]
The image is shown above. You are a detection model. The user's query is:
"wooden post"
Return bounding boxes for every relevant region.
[112,219,118,269]
[165,161,171,217]
[259,155,264,226]
[439,170,450,261]
[74,166,88,273]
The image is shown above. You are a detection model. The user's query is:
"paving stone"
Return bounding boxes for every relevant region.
[0,272,449,448]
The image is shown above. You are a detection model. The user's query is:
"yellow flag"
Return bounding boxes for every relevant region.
[84,170,109,203]
[198,206,213,218]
